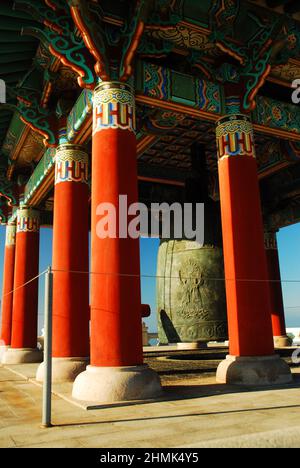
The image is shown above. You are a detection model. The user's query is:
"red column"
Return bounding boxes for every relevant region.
[91,82,143,367]
[0,222,16,346]
[51,144,90,361]
[72,81,161,402]
[3,208,42,364]
[37,145,90,381]
[36,144,91,381]
[216,115,291,385]
[264,230,290,347]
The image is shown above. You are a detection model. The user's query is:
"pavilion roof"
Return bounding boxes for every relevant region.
[1,0,300,225]
[0,3,40,151]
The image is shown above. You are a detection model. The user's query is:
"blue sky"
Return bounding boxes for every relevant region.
[277,223,300,327]
[0,224,299,333]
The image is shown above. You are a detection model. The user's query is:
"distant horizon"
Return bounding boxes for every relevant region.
[0,223,299,334]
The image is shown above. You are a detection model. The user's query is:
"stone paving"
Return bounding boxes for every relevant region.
[0,348,300,448]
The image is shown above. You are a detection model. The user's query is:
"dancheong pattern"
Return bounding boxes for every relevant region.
[67,89,93,142]
[195,78,221,113]
[5,223,16,246]
[143,62,171,100]
[93,82,136,134]
[55,145,89,185]
[17,209,40,233]
[139,61,222,113]
[264,231,277,250]
[216,115,255,159]
[253,96,300,135]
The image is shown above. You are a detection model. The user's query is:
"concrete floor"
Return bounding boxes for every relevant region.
[1,354,300,448]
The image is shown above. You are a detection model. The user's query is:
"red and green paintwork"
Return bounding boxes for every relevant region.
[1,1,300,223]
[1,0,299,366]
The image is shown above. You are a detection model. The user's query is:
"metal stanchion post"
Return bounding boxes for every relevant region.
[41,266,53,428]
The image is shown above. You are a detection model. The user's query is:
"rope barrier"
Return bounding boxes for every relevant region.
[2,268,300,300]
[2,269,48,298]
[49,268,300,284]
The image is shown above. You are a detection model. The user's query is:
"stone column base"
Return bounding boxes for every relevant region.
[273,335,293,348]
[216,354,292,386]
[72,364,162,403]
[2,347,42,364]
[177,342,207,350]
[36,357,89,383]
[0,345,10,362]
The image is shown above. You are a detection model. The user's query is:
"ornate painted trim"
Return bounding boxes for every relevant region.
[67,89,93,141]
[93,82,136,134]
[17,208,40,233]
[23,148,56,205]
[119,0,149,81]
[136,94,219,122]
[216,115,256,160]
[55,144,88,185]
[69,1,110,82]
[252,124,300,142]
[264,231,278,250]
[16,0,96,90]
[136,61,222,113]
[254,95,300,137]
[5,223,16,246]
[2,112,28,164]
[13,80,57,148]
